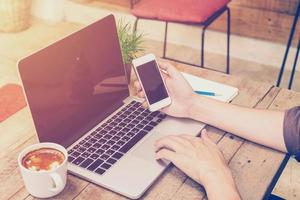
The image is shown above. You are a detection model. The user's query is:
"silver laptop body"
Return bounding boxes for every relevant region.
[18,15,205,199]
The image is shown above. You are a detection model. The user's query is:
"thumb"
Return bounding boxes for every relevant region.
[201,129,217,146]
[158,62,179,78]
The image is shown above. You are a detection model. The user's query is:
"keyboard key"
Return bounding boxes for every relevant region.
[136,124,144,129]
[101,163,112,170]
[122,127,130,132]
[133,111,141,115]
[100,154,110,160]
[115,118,122,123]
[113,126,122,131]
[85,136,92,140]
[71,151,80,157]
[104,126,113,131]
[141,120,149,125]
[138,107,145,112]
[119,130,148,154]
[98,139,107,145]
[93,142,102,148]
[68,156,75,162]
[87,147,96,153]
[91,131,97,136]
[128,132,135,137]
[133,102,140,107]
[156,118,163,123]
[106,118,113,123]
[106,140,116,146]
[103,134,112,140]
[158,114,167,119]
[99,130,108,135]
[90,153,99,160]
[107,158,117,165]
[126,124,135,129]
[119,122,126,127]
[80,158,93,168]
[79,140,86,144]
[110,122,117,126]
[111,145,120,151]
[132,128,139,133]
[72,157,85,166]
[83,142,91,148]
[123,119,131,123]
[112,136,121,141]
[96,149,105,155]
[100,123,108,128]
[136,116,144,120]
[146,116,153,121]
[87,159,104,171]
[150,111,160,117]
[127,115,135,120]
[122,136,130,142]
[144,125,154,131]
[120,114,127,119]
[106,149,115,155]
[95,168,106,175]
[132,120,139,124]
[109,130,117,135]
[94,134,102,139]
[149,121,158,126]
[116,131,126,137]
[82,152,91,158]
[77,147,86,153]
[101,144,110,150]
[112,152,123,159]
[116,140,125,146]
[68,149,74,154]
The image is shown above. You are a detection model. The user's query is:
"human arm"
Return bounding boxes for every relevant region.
[135,61,287,153]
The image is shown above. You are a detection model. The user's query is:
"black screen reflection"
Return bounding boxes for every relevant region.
[19,16,129,147]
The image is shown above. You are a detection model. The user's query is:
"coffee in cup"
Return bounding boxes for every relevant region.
[22,148,65,172]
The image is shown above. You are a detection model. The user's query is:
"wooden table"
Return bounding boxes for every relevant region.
[1,60,299,200]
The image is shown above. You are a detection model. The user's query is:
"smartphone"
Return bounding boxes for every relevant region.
[132,54,171,112]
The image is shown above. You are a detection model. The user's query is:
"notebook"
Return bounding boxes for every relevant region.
[181,72,239,103]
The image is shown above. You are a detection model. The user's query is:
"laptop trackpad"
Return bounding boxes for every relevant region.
[131,131,167,162]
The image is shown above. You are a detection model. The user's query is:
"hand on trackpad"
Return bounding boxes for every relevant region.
[131,132,170,165]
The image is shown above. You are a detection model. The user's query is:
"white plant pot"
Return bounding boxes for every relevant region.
[31,0,65,23]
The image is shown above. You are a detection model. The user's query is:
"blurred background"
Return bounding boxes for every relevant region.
[0,0,299,92]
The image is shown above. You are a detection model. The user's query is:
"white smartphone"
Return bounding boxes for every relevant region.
[132,54,171,112]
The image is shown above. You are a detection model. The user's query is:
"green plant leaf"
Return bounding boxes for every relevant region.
[117,19,145,64]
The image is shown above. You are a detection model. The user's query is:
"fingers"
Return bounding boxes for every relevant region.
[142,100,148,109]
[158,62,179,78]
[155,136,186,153]
[134,81,142,91]
[201,129,217,147]
[155,148,177,162]
[138,91,145,98]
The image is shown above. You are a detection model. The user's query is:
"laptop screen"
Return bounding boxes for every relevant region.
[18,15,129,148]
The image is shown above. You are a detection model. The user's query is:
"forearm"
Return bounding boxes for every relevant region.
[188,94,287,152]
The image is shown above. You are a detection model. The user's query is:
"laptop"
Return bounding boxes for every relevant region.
[17,15,205,199]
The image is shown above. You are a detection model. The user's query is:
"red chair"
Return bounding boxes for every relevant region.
[131,0,231,74]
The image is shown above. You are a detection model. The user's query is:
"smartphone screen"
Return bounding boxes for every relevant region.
[137,61,168,104]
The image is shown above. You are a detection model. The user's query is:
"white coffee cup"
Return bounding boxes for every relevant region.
[18,142,68,198]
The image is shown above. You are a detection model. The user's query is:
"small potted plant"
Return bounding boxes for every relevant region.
[0,0,32,32]
[117,19,145,84]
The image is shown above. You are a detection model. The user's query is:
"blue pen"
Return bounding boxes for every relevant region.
[195,90,221,96]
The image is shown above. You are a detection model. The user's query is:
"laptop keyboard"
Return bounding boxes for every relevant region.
[67,101,166,175]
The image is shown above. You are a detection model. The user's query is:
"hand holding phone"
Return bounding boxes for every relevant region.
[132,54,171,112]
